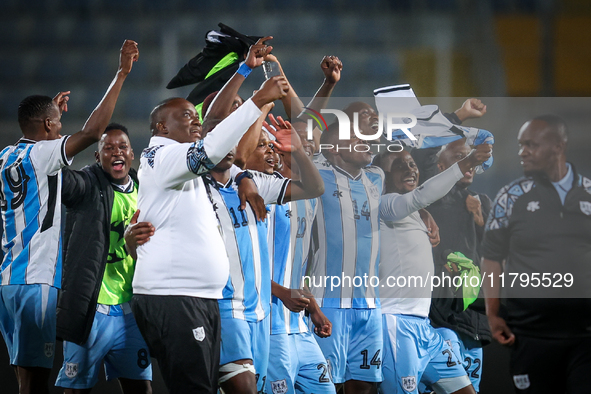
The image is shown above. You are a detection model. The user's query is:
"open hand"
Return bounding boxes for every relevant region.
[53,91,70,115]
[264,114,301,153]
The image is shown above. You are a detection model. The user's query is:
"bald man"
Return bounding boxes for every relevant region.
[482,115,591,393]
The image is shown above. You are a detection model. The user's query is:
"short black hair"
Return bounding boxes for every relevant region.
[532,114,568,144]
[104,122,129,136]
[17,95,54,129]
[149,97,180,135]
[372,147,409,172]
[319,121,340,147]
[372,151,387,169]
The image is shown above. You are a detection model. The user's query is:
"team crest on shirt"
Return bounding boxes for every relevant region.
[270,379,288,394]
[368,184,380,199]
[192,326,205,342]
[401,376,416,392]
[580,201,591,215]
[65,362,78,378]
[44,342,54,358]
[513,374,530,389]
[526,201,540,212]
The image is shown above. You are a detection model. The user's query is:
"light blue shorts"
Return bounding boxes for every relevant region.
[266,331,336,394]
[314,307,382,384]
[432,327,483,392]
[0,284,57,368]
[55,303,152,389]
[380,314,470,394]
[220,314,270,392]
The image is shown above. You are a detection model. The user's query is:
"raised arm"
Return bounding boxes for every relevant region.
[302,56,342,117]
[298,56,342,150]
[263,53,304,120]
[380,144,491,222]
[265,115,325,201]
[157,76,289,189]
[64,40,138,159]
[234,102,274,169]
[203,36,272,128]
[453,98,487,123]
[206,77,288,164]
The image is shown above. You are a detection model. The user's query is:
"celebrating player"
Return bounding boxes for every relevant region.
[214,113,324,394]
[130,73,288,393]
[375,143,490,394]
[55,123,152,393]
[0,39,138,394]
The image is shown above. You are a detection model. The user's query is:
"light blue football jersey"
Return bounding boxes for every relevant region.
[0,137,71,287]
[212,172,289,322]
[308,158,384,309]
[268,197,318,335]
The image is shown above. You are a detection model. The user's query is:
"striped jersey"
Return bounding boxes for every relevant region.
[268,189,318,334]
[212,171,290,322]
[0,136,71,287]
[308,157,384,309]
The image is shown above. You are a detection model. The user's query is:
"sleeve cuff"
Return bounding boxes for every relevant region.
[242,98,263,118]
[277,179,290,205]
[451,162,464,180]
[229,164,243,181]
[61,135,73,166]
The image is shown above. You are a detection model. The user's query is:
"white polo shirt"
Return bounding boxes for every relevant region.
[132,98,262,299]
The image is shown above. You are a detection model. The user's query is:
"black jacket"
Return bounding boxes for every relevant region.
[412,142,492,345]
[56,163,138,345]
[427,185,493,345]
[482,164,591,338]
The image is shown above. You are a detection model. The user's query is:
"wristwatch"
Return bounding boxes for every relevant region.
[235,170,254,186]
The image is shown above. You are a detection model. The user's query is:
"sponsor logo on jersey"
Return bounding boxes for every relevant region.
[513,374,530,389]
[65,362,78,378]
[271,379,288,394]
[192,326,205,342]
[402,375,416,392]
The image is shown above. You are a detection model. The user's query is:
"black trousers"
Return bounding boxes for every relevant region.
[132,294,221,394]
[510,334,591,394]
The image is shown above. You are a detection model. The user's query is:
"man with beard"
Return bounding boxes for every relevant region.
[483,115,591,393]
[56,124,152,394]
[0,39,138,394]
[306,121,385,394]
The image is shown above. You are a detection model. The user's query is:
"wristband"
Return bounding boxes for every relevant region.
[237,62,252,78]
[235,170,254,186]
